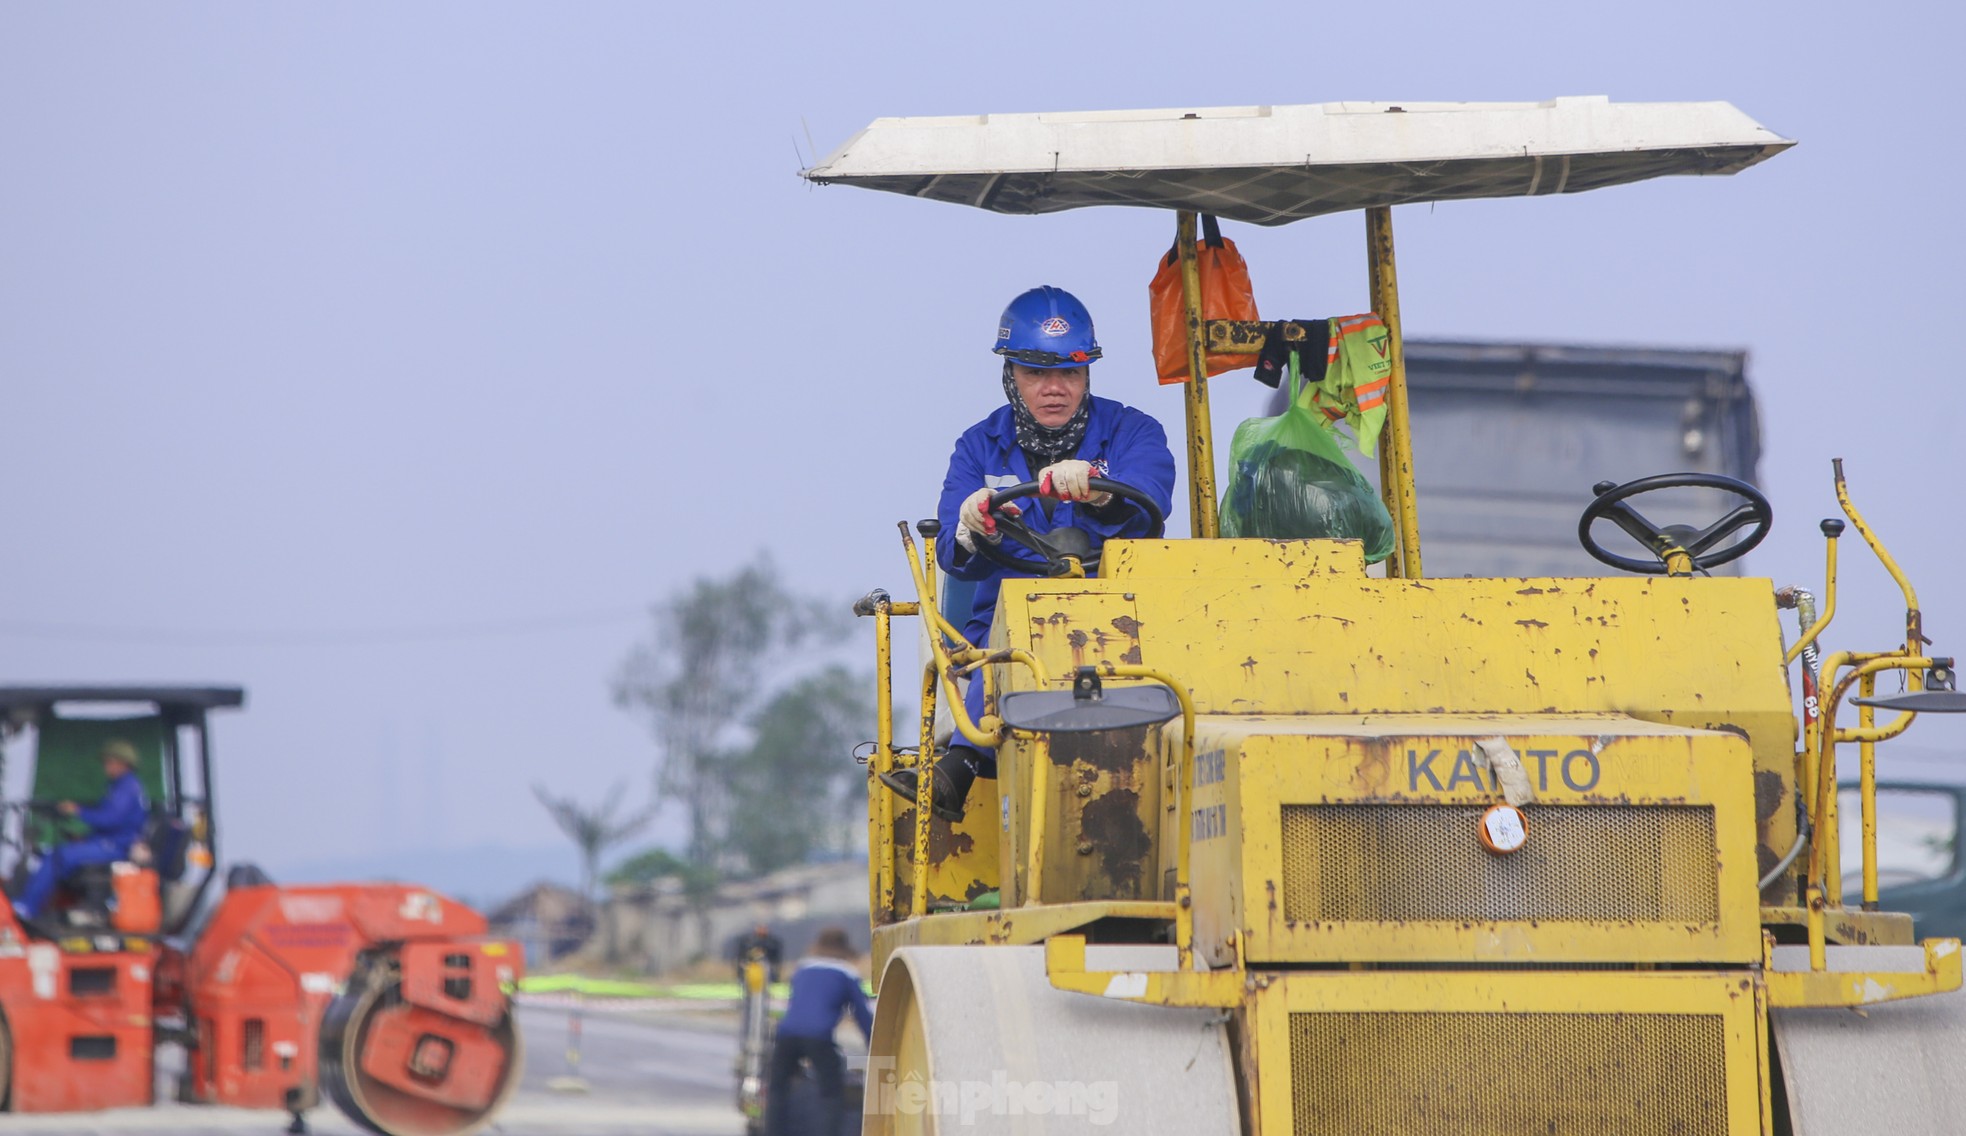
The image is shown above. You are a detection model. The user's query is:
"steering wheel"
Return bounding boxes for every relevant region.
[970,478,1167,577]
[1578,473,1772,575]
[4,801,65,855]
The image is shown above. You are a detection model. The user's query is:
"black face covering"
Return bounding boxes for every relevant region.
[1002,361,1090,469]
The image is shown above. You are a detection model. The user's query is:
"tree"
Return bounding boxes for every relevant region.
[605,847,691,887]
[531,780,656,908]
[612,555,866,874]
[721,664,872,875]
[604,845,720,899]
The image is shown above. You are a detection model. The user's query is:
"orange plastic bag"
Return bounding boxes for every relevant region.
[1149,214,1260,384]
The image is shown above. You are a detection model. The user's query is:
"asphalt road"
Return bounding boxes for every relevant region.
[0,1005,748,1136]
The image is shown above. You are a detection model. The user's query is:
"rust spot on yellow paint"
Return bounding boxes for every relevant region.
[1754,769,1785,824]
[1080,788,1151,896]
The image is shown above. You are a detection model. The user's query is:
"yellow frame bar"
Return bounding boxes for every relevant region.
[1167,208,1423,563]
[1835,458,1924,657]
[1174,212,1219,538]
[870,603,894,919]
[1784,526,1840,667]
[1859,671,1879,908]
[1366,206,1422,577]
[874,522,1062,919]
[1806,653,1934,969]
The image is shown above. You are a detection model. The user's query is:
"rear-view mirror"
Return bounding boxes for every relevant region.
[1000,672,1181,734]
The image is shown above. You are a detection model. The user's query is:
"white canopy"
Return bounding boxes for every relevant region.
[802,97,1793,226]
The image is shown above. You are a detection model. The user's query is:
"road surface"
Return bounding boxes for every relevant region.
[0,1005,747,1135]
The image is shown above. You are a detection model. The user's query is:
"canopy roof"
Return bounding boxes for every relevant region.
[0,686,245,715]
[802,97,1792,226]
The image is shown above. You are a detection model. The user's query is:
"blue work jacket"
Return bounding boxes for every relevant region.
[78,771,149,856]
[775,957,874,1042]
[935,396,1177,647]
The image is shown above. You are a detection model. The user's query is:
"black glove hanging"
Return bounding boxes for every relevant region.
[1250,319,1329,388]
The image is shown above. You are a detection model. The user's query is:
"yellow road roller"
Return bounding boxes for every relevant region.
[812,98,1966,1135]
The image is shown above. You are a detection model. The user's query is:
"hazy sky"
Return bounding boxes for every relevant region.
[4,2,1961,886]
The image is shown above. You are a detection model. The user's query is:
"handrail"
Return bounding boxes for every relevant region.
[884,522,1069,917]
[1805,653,1933,969]
[1783,522,1840,667]
[898,523,972,656]
[1834,458,1923,658]
[1094,663,1200,968]
[853,585,932,924]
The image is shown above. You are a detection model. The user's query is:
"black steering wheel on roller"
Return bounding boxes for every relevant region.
[970,477,1167,577]
[1578,472,1772,575]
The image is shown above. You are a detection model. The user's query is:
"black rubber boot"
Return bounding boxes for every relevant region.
[877,765,966,823]
[878,748,983,823]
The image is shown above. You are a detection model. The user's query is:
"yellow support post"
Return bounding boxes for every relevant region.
[1823,752,1842,907]
[1366,206,1421,577]
[1175,212,1218,538]
[1808,654,1936,951]
[1024,733,1050,906]
[911,664,938,919]
[872,603,895,921]
[1784,523,1840,667]
[1860,671,1879,909]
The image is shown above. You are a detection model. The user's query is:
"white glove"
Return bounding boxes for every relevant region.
[1038,460,1112,506]
[956,486,1018,550]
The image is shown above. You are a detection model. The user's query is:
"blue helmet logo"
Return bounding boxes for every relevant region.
[994,286,1101,367]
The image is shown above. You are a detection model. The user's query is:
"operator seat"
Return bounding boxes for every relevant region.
[58,808,191,929]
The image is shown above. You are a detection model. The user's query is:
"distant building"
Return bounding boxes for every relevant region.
[484,881,593,969]
[603,859,868,975]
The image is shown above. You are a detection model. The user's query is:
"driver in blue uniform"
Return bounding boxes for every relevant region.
[13,739,149,923]
[879,286,1176,822]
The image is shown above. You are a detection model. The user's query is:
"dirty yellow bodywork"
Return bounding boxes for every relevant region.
[1187,714,1762,967]
[862,530,1959,1136]
[985,537,1799,921]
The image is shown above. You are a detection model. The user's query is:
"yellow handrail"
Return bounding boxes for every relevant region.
[1094,663,1200,968]
[1783,523,1840,667]
[1834,458,1923,657]
[1805,653,1933,969]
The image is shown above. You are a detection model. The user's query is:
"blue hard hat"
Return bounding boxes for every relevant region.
[993,286,1102,368]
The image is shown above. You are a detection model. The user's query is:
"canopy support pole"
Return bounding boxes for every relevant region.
[1366,206,1422,577]
[1175,211,1219,538]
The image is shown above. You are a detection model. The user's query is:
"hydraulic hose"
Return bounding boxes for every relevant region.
[1763,587,1822,893]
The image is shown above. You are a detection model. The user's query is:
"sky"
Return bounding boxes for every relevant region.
[3,2,1962,894]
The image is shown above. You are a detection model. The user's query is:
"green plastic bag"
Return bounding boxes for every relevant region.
[1217,350,1396,562]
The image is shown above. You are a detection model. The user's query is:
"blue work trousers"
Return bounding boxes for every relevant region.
[17,836,122,918]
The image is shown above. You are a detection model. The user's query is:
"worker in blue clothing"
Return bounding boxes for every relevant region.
[13,739,149,922]
[766,926,873,1136]
[878,285,1177,822]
